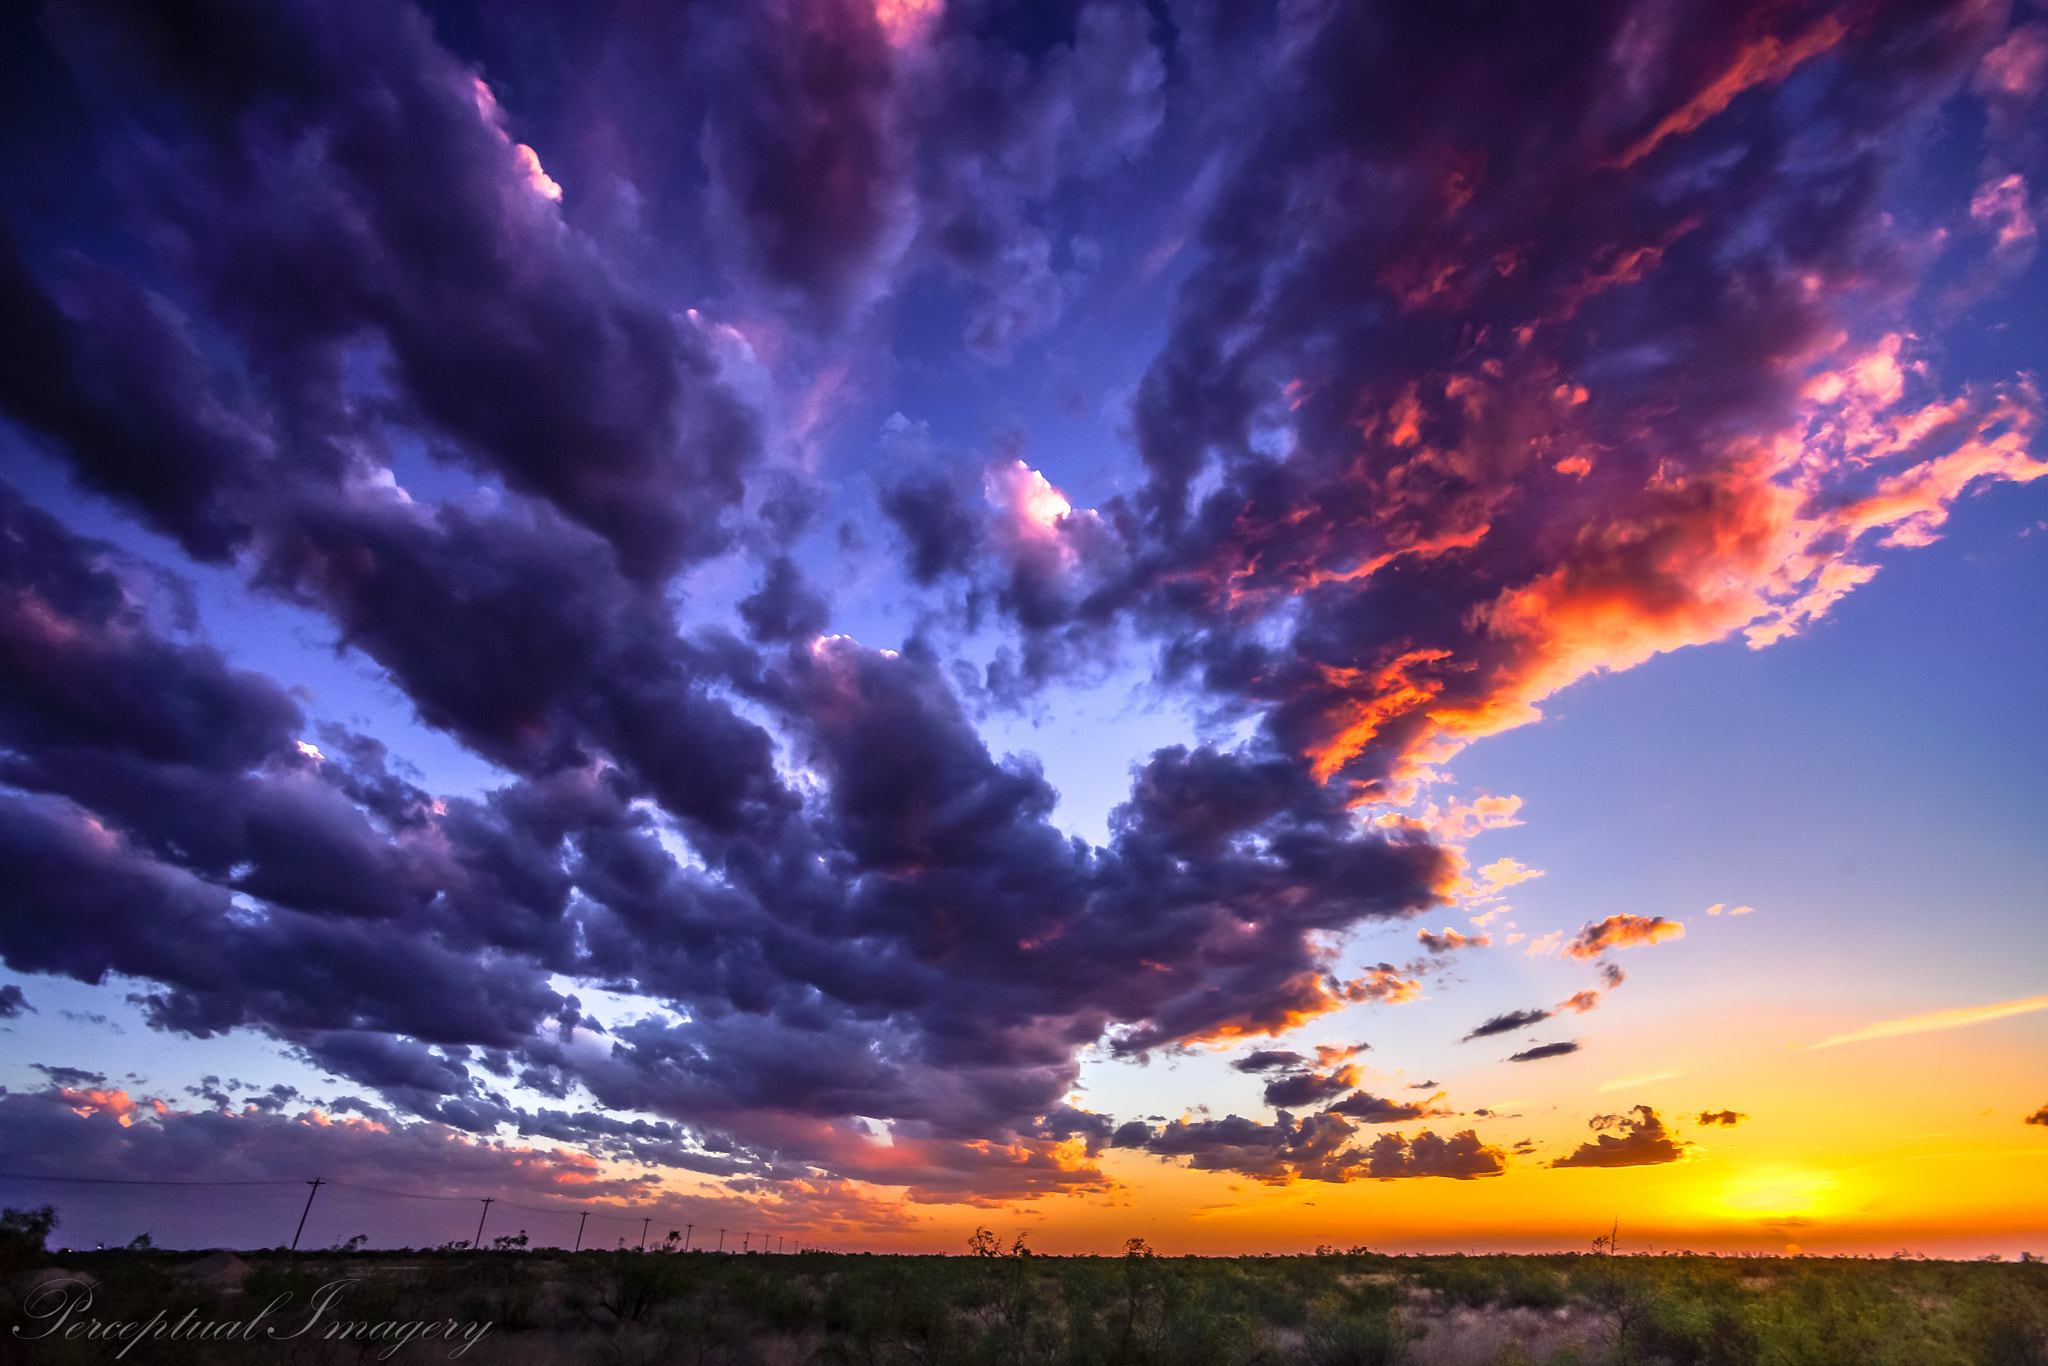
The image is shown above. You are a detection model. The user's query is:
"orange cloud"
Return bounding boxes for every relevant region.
[58,1087,161,1127]
[1269,352,2042,811]
[1171,969,1394,1051]
[1554,217,1702,320]
[1471,856,1543,892]
[1340,966,1423,1006]
[1308,650,1451,783]
[1563,914,1684,959]
[1613,16,1849,169]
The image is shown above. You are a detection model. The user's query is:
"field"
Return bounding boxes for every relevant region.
[6,1221,2048,1366]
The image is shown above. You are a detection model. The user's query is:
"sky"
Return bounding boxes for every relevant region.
[0,0,2044,1258]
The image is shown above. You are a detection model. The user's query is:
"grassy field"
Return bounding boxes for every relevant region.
[5,1222,2045,1365]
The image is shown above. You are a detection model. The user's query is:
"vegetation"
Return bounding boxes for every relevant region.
[1,1208,2043,1364]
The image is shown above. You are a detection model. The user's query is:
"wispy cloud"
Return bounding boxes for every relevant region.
[1803,993,2048,1049]
[1597,1072,1682,1092]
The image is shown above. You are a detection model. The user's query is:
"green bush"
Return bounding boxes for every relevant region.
[1302,1302,1408,1366]
[2,1221,2041,1366]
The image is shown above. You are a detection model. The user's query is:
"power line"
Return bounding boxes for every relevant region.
[0,1169,781,1251]
[321,1180,475,1204]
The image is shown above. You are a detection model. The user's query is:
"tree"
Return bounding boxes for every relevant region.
[0,1205,58,1267]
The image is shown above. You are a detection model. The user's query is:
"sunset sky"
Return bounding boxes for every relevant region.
[0,0,2044,1258]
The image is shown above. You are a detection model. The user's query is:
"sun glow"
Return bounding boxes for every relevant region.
[1712,1167,1841,1220]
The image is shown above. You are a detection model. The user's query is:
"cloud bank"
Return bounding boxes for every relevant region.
[0,0,2039,1205]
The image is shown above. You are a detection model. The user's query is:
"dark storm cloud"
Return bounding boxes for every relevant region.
[743,645,1447,1067]
[0,484,602,1045]
[30,1064,107,1088]
[1108,1119,1153,1148]
[1551,1105,1687,1169]
[2024,1104,2046,1127]
[0,985,33,1018]
[1507,1042,1581,1063]
[1462,1008,1552,1041]
[1139,1110,1504,1183]
[738,555,832,643]
[693,0,906,320]
[9,0,758,582]
[185,1076,235,1110]
[0,0,1319,1195]
[408,0,1165,345]
[1695,1109,1748,1127]
[0,0,1456,1165]
[1359,1129,1506,1181]
[0,483,1447,1189]
[1324,1091,1443,1125]
[879,467,990,586]
[1,0,793,826]
[1260,1066,1356,1110]
[1231,1050,1308,1073]
[291,1033,517,1132]
[0,485,301,786]
[0,224,264,563]
[906,0,1168,359]
[1142,1111,1356,1184]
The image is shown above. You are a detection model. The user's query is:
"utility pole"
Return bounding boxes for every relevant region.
[574,1211,588,1253]
[473,1197,493,1251]
[640,1218,650,1251]
[683,1225,693,1252]
[742,1232,750,1253]
[717,1228,725,1252]
[291,1179,325,1252]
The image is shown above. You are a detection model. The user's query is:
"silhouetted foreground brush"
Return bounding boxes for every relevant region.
[3,1208,2045,1364]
